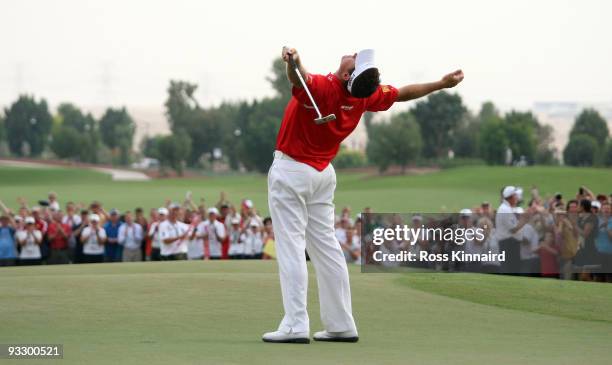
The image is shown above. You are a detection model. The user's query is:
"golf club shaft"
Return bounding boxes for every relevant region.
[288,56,323,119]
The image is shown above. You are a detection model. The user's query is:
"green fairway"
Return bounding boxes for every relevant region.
[1,261,611,365]
[1,165,610,215]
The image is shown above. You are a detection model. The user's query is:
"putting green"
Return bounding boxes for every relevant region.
[1,261,611,364]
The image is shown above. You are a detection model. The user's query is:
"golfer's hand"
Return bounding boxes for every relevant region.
[282,47,299,65]
[441,70,464,88]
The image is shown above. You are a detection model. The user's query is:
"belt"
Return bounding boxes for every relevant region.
[273,150,296,162]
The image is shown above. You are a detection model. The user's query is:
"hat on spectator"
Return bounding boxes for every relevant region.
[513,207,524,214]
[31,206,41,212]
[49,204,59,212]
[591,201,601,210]
[89,214,100,222]
[242,199,254,209]
[109,208,120,215]
[168,203,181,210]
[158,207,169,216]
[502,186,518,199]
[14,215,23,222]
[249,221,260,228]
[25,216,35,224]
[412,214,423,222]
[231,217,241,225]
[459,208,472,216]
[208,207,219,215]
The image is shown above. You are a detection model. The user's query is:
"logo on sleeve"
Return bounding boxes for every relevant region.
[382,85,391,93]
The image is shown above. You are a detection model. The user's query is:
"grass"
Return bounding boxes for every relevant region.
[1,165,611,363]
[0,165,611,215]
[0,261,611,365]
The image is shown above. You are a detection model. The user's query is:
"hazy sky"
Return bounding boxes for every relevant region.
[1,0,611,113]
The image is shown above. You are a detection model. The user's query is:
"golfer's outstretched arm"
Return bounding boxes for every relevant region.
[282,47,307,89]
[396,70,464,102]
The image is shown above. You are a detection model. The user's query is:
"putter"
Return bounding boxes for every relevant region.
[287,53,336,124]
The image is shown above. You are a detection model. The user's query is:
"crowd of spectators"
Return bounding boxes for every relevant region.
[0,192,276,266]
[363,186,612,282]
[1,186,611,283]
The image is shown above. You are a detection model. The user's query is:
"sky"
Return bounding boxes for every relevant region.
[1,0,611,115]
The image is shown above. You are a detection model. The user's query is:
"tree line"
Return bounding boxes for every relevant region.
[0,57,610,173]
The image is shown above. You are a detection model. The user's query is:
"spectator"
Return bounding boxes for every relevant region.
[335,217,350,252]
[517,207,540,276]
[228,217,244,259]
[217,202,231,259]
[538,230,560,278]
[555,206,580,280]
[496,186,532,274]
[118,211,144,262]
[477,217,501,273]
[147,207,167,261]
[71,210,90,264]
[134,207,148,262]
[48,191,60,211]
[159,204,189,260]
[595,201,612,282]
[81,214,106,263]
[47,211,72,265]
[186,211,204,260]
[104,209,122,262]
[262,217,276,260]
[242,221,263,259]
[575,199,598,280]
[16,217,43,265]
[197,207,226,260]
[0,214,17,266]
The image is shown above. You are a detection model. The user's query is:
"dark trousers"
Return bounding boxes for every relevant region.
[105,243,122,262]
[18,258,42,266]
[499,238,521,274]
[151,248,161,261]
[82,254,104,264]
[161,253,187,261]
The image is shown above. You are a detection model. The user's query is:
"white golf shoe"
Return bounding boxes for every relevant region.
[262,330,310,344]
[313,330,359,343]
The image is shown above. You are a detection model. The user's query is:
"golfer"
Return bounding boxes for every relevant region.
[263,47,464,344]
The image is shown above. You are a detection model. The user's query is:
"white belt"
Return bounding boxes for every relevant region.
[273,150,296,162]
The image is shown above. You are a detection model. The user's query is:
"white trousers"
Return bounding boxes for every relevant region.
[267,151,357,334]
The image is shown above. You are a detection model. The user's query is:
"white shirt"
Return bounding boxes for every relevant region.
[228,229,244,256]
[148,221,164,249]
[118,223,144,250]
[197,220,226,258]
[495,201,521,241]
[62,214,82,227]
[81,226,107,255]
[351,234,361,265]
[335,228,348,245]
[187,237,204,259]
[520,223,540,260]
[159,220,190,256]
[241,231,263,256]
[16,229,42,259]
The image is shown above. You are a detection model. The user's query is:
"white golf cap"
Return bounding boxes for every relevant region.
[412,214,423,221]
[89,214,100,222]
[14,215,23,222]
[208,207,219,215]
[591,201,601,209]
[513,207,525,214]
[243,199,253,209]
[249,221,260,228]
[24,216,35,224]
[231,217,241,224]
[158,207,169,215]
[502,186,518,199]
[459,208,472,216]
[347,49,376,94]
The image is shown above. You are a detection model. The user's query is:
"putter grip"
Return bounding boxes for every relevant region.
[287,53,297,68]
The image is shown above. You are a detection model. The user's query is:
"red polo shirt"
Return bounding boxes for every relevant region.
[276,73,398,171]
[47,221,72,250]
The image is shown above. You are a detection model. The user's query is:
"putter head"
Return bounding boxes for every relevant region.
[314,114,336,125]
